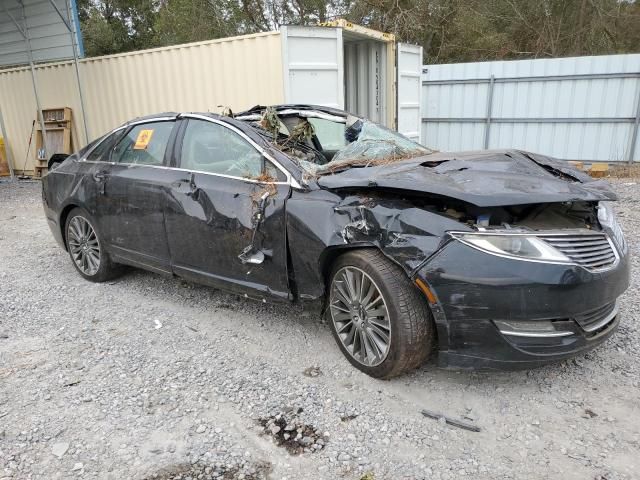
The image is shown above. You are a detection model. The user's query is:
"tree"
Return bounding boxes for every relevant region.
[77,0,640,62]
[77,0,159,56]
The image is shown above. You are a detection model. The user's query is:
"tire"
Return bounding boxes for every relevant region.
[326,249,435,378]
[64,207,122,282]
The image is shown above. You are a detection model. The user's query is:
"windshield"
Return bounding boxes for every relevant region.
[300,120,433,175]
[239,108,434,176]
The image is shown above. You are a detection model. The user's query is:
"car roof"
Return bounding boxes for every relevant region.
[122,105,352,128]
[237,104,350,118]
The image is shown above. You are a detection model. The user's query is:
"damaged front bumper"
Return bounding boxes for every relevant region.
[416,238,630,370]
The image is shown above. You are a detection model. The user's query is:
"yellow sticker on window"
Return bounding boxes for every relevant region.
[133,129,154,150]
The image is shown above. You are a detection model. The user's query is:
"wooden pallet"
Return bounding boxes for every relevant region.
[34,107,73,177]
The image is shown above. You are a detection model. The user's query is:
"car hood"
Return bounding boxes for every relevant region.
[316,149,616,207]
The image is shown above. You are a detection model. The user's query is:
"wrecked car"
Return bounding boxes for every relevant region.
[42,105,630,378]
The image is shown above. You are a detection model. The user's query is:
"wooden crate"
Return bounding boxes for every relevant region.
[0,137,9,177]
[589,163,609,178]
[34,107,73,177]
[41,107,72,123]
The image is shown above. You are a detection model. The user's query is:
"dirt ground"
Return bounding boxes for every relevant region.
[1,179,639,480]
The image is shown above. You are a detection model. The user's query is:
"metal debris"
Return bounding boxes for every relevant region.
[421,409,481,432]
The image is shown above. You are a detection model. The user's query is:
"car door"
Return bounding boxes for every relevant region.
[92,120,182,275]
[164,116,292,301]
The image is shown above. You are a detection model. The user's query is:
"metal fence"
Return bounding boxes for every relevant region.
[421,54,640,162]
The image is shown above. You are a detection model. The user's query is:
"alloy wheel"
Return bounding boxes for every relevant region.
[330,266,391,366]
[67,216,101,276]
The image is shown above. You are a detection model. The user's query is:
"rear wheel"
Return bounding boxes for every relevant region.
[327,249,435,378]
[65,207,122,282]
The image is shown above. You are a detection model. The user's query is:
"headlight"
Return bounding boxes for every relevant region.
[450,232,571,263]
[598,202,625,251]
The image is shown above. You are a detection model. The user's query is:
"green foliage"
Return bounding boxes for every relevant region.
[345,0,640,62]
[77,0,640,62]
[77,0,160,56]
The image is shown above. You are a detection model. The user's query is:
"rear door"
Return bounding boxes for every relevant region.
[396,43,423,142]
[94,120,181,274]
[164,116,291,301]
[281,26,344,109]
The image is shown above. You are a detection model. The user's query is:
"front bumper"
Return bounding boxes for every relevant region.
[416,239,630,370]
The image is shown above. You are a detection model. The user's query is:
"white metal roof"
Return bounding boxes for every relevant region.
[0,0,83,68]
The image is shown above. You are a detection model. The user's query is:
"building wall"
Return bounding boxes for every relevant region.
[421,54,640,162]
[0,31,284,174]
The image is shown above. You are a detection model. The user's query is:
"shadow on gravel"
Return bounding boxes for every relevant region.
[142,461,272,480]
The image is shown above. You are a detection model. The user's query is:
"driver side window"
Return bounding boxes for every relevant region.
[180,119,263,178]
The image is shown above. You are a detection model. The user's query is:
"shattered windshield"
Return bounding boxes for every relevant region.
[300,119,433,175]
[239,107,434,177]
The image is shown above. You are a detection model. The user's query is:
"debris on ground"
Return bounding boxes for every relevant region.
[340,414,358,422]
[51,442,69,458]
[584,408,598,418]
[421,409,481,432]
[259,414,326,454]
[303,366,322,377]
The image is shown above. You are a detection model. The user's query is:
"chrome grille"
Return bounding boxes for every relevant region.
[574,301,618,333]
[537,233,617,271]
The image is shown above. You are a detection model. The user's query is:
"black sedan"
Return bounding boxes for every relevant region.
[42,105,630,378]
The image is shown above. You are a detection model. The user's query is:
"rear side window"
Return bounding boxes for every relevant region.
[85,131,122,162]
[179,119,264,178]
[112,122,174,166]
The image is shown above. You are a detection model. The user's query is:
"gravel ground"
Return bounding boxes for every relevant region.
[1,179,639,480]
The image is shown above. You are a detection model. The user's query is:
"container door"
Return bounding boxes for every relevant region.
[281,26,344,109]
[396,43,423,141]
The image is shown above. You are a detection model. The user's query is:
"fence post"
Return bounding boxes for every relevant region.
[628,82,640,164]
[483,75,495,149]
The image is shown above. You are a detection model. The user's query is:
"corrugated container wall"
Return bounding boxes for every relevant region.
[421,54,640,162]
[0,32,284,173]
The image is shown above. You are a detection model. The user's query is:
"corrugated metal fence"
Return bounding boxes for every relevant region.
[421,54,640,162]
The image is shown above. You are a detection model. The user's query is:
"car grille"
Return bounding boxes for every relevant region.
[536,233,617,271]
[573,301,618,333]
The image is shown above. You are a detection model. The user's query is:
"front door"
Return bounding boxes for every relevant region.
[164,117,291,300]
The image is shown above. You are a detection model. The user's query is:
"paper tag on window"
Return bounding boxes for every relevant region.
[134,129,154,150]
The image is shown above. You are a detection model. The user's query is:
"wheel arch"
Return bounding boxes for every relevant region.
[318,244,379,291]
[59,203,81,251]
[319,244,439,332]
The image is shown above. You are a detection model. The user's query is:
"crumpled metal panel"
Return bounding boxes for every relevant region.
[317,149,616,207]
[286,189,468,301]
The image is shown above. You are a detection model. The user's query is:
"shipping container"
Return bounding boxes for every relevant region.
[0,21,423,175]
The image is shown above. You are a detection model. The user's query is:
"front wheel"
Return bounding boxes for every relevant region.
[327,249,435,378]
[65,207,122,282]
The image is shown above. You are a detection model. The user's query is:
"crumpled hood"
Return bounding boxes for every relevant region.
[316,149,616,207]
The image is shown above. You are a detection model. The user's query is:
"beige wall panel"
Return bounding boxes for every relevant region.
[0,31,284,173]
